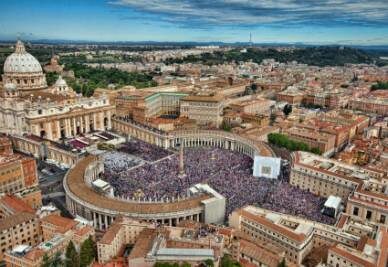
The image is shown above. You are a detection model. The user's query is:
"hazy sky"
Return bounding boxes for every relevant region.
[1,0,388,44]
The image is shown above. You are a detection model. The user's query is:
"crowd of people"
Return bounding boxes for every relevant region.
[102,151,142,173]
[103,142,335,224]
[118,138,172,162]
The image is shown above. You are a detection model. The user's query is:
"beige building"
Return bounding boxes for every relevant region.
[229,98,275,116]
[290,151,365,200]
[285,125,336,156]
[346,178,388,225]
[327,226,388,267]
[0,212,41,260]
[0,136,42,209]
[229,206,360,266]
[0,40,115,142]
[98,217,223,267]
[4,216,94,267]
[180,94,224,128]
[291,151,387,226]
[97,217,154,264]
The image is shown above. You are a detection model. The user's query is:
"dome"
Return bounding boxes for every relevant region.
[55,76,67,87]
[3,41,43,73]
[4,83,17,91]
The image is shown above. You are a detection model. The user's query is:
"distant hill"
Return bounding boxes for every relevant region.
[166,46,383,67]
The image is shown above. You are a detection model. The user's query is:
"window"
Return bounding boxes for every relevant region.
[380,215,386,224]
[353,207,359,216]
[366,210,372,220]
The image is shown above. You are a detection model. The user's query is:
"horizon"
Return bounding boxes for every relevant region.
[1,0,388,45]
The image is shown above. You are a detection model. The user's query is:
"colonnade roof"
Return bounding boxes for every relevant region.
[65,155,210,214]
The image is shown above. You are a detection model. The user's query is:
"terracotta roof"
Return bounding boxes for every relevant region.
[182,94,222,103]
[66,156,210,214]
[218,227,234,237]
[74,225,94,238]
[99,222,123,244]
[336,214,348,229]
[239,239,281,267]
[24,248,45,261]
[128,228,156,259]
[329,245,375,267]
[0,194,35,214]
[40,214,77,233]
[0,211,36,231]
[377,227,388,267]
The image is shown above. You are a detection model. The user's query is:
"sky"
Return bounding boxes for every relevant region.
[0,0,388,45]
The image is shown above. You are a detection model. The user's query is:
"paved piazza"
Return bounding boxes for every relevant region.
[103,139,335,224]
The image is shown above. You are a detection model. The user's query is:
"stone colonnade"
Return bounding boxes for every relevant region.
[64,156,204,231]
[112,118,261,159]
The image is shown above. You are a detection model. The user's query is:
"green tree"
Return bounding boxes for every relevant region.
[40,252,64,267]
[65,241,79,267]
[371,81,388,90]
[269,112,277,126]
[283,104,293,117]
[80,236,96,267]
[204,259,214,267]
[51,252,64,267]
[41,254,51,267]
[268,133,322,155]
[220,255,241,267]
[278,258,287,267]
[46,72,59,86]
[181,262,191,267]
[221,121,232,132]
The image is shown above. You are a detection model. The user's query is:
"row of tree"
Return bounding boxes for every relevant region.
[268,133,322,155]
[165,46,380,67]
[41,236,96,267]
[63,63,157,96]
[371,81,388,90]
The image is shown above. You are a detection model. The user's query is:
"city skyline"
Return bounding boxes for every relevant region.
[1,0,388,45]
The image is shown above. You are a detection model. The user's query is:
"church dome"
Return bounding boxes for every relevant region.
[55,76,67,87]
[3,40,43,73]
[4,83,17,91]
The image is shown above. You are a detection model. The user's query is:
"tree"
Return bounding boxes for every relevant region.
[220,255,241,267]
[278,258,287,267]
[51,252,64,267]
[41,254,51,267]
[283,104,292,116]
[270,112,277,126]
[371,81,388,90]
[40,252,64,267]
[310,147,322,155]
[204,259,214,267]
[267,133,322,155]
[181,262,191,267]
[221,121,232,132]
[80,236,96,267]
[65,241,79,267]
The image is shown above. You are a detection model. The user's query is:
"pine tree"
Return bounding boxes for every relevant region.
[65,241,79,267]
[80,236,96,267]
[41,253,51,267]
[278,258,287,267]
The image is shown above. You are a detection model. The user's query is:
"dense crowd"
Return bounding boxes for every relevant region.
[118,138,172,162]
[104,144,334,224]
[102,151,142,173]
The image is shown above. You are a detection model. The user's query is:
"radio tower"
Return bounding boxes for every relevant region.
[249,32,253,46]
